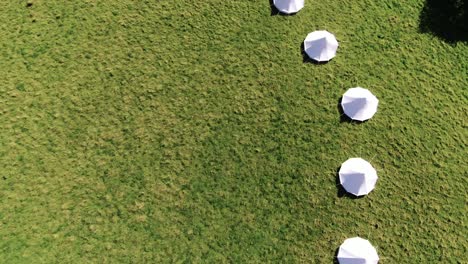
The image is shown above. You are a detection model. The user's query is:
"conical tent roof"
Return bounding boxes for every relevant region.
[341,87,379,121]
[303,30,338,62]
[339,158,378,196]
[337,237,379,264]
[273,0,304,14]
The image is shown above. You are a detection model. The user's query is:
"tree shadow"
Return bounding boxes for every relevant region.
[337,96,366,124]
[269,0,300,16]
[335,166,364,200]
[300,42,331,64]
[419,0,467,43]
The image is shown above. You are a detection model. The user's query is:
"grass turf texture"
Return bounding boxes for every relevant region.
[0,0,467,262]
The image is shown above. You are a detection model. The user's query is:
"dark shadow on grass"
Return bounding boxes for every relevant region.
[336,166,363,200]
[269,0,280,16]
[269,0,299,16]
[419,0,467,43]
[337,96,367,124]
[333,247,340,264]
[300,42,331,65]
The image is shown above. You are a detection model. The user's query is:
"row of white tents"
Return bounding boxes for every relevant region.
[273,1,381,263]
[338,158,379,263]
[303,24,379,122]
[305,31,379,122]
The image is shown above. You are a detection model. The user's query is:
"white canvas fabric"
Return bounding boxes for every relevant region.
[337,237,379,264]
[339,158,378,196]
[273,0,304,14]
[303,30,338,62]
[341,87,379,121]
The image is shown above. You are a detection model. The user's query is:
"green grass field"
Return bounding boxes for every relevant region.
[0,0,467,263]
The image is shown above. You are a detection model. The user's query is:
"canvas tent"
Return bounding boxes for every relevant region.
[303,30,338,62]
[273,0,304,14]
[339,158,378,196]
[341,87,379,121]
[337,237,379,264]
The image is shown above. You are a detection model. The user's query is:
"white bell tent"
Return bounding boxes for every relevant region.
[337,237,379,264]
[339,158,378,196]
[341,87,379,121]
[273,0,304,14]
[303,30,338,62]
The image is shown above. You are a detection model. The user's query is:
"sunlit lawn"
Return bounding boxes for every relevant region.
[0,0,466,262]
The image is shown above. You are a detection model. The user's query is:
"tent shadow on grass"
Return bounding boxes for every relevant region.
[337,96,367,124]
[333,247,340,264]
[300,42,331,65]
[335,166,364,200]
[419,0,467,43]
[269,0,299,16]
[269,0,280,16]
